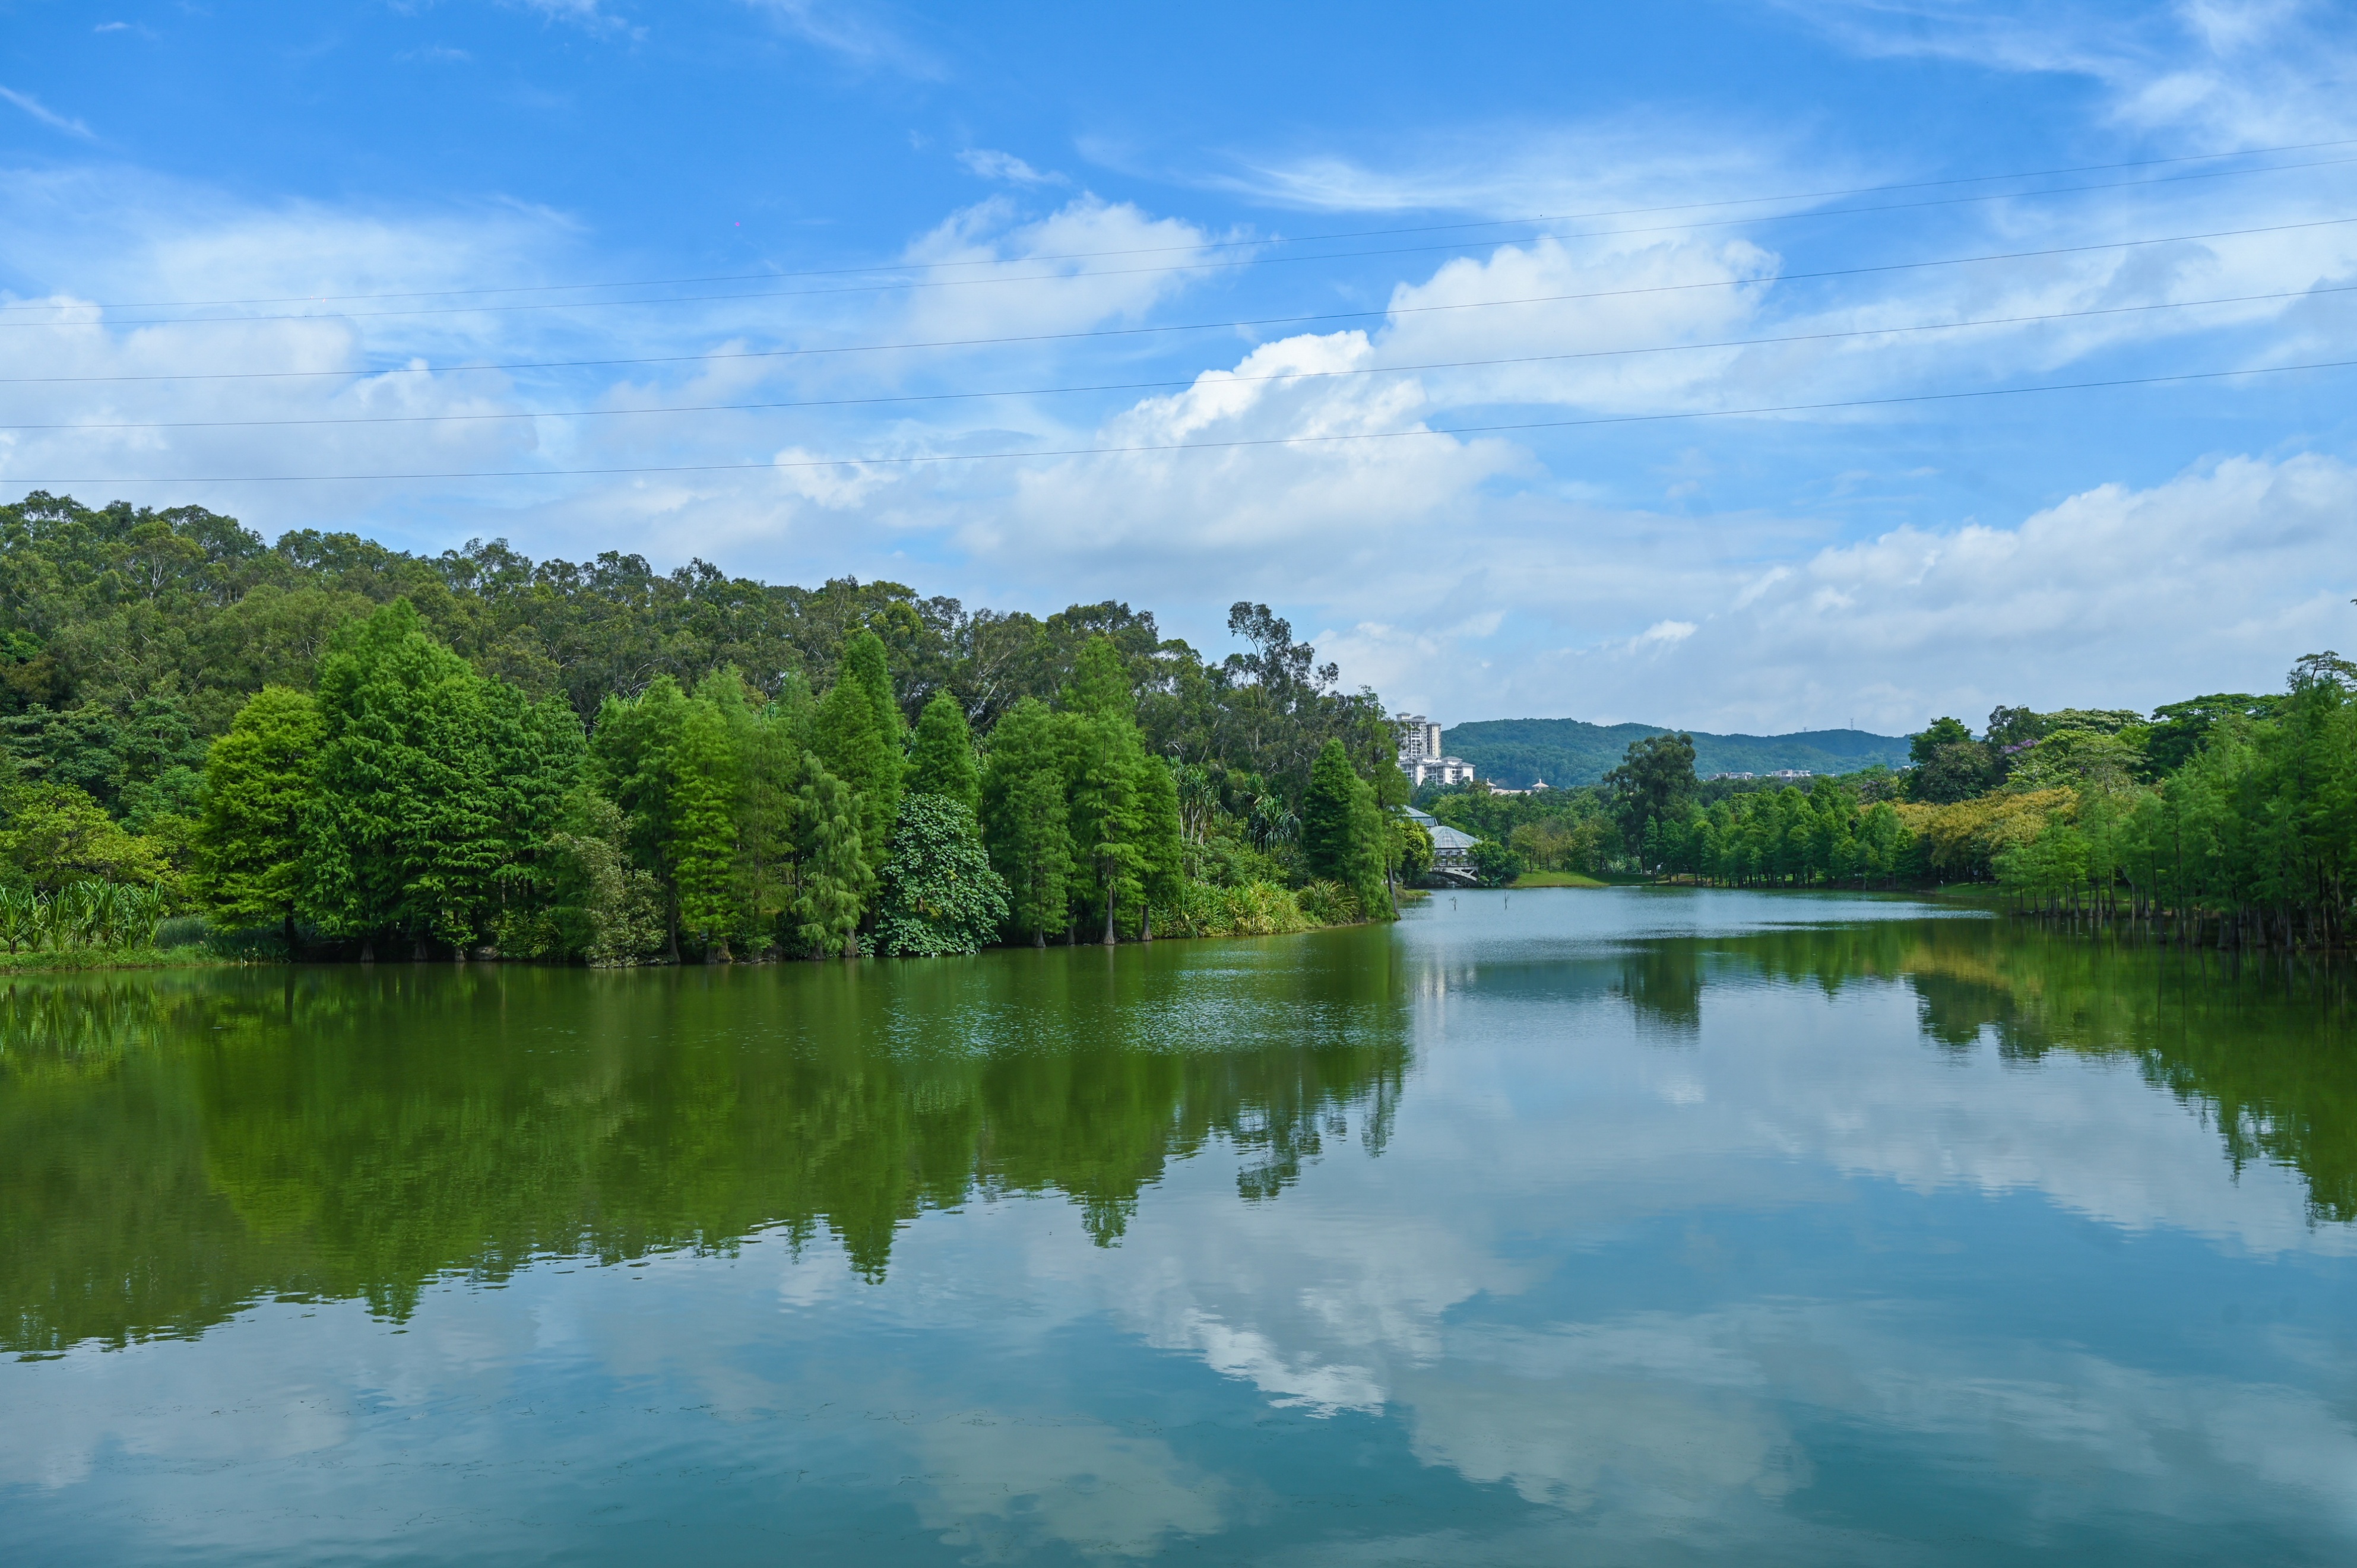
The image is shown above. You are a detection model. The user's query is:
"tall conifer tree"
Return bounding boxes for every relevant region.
[194,685,325,953]
[1064,638,1148,944]
[907,691,981,812]
[302,599,518,955]
[813,628,904,883]
[979,696,1074,945]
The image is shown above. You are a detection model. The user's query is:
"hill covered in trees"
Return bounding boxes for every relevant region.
[0,492,1411,959]
[1440,718,1911,787]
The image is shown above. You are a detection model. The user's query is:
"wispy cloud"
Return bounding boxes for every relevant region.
[0,86,96,140]
[956,148,1066,186]
[1142,116,1816,217]
[1773,0,2357,145]
[742,0,942,78]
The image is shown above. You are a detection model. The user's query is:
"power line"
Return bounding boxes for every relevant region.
[14,282,2350,433]
[7,214,2352,385]
[7,356,2349,486]
[12,170,2357,330]
[9,137,2355,314]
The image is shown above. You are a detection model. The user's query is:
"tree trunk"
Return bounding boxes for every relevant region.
[360,939,375,963]
[1103,891,1119,946]
[1141,905,1153,942]
[283,908,296,959]
[413,936,427,962]
[1034,929,1046,949]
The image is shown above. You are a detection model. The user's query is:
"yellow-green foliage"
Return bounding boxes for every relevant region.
[1895,788,2077,877]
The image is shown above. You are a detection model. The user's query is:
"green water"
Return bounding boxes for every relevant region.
[4,889,2354,1564]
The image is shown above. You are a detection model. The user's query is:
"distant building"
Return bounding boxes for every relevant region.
[1706,772,1756,782]
[1486,779,1551,797]
[1404,808,1478,878]
[1393,713,1477,788]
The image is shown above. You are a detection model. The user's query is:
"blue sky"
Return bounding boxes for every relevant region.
[4,1,2355,731]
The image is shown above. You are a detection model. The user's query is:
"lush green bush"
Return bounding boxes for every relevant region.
[1469,840,1524,888]
[874,794,1011,956]
[1294,879,1361,925]
[1154,879,1311,938]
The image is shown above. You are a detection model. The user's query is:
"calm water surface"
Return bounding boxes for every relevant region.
[5,889,2355,1564]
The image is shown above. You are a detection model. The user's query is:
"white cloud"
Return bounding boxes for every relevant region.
[1775,0,2357,147]
[956,148,1066,186]
[894,194,1228,343]
[0,86,96,140]
[1189,117,1813,219]
[742,0,941,77]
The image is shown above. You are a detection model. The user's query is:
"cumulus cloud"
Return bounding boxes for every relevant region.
[892,194,1229,343]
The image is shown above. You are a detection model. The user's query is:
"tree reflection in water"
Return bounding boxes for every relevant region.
[1,940,1407,1356]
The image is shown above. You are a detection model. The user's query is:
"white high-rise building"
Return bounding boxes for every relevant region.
[1393,714,1477,788]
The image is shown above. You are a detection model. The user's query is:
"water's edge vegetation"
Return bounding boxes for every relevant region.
[4,494,2350,958]
[2,496,1417,965]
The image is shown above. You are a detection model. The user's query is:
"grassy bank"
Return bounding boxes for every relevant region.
[1510,870,1610,888]
[0,945,243,974]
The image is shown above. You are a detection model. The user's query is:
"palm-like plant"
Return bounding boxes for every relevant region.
[0,888,32,953]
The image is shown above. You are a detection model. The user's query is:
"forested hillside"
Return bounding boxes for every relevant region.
[1442,718,1910,787]
[0,492,1409,959]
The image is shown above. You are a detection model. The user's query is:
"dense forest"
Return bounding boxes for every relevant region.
[1423,654,2357,948]
[1439,717,1911,788]
[0,493,1409,961]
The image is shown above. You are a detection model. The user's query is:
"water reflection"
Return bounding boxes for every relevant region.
[5,893,2356,1565]
[2,940,1406,1355]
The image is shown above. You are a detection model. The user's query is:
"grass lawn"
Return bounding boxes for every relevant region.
[1511,870,1610,888]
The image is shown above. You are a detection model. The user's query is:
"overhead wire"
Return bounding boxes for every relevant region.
[7,135,2356,314]
[12,281,2353,432]
[7,356,2351,486]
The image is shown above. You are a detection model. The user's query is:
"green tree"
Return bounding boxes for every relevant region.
[300,600,532,955]
[813,628,904,883]
[1914,740,2000,804]
[193,685,324,951]
[1135,756,1186,937]
[791,753,870,958]
[980,697,1075,945]
[594,675,743,962]
[906,691,981,812]
[1063,639,1148,943]
[1,783,172,891]
[1300,738,1388,918]
[873,794,1012,956]
[1602,732,1698,851]
[670,686,742,958]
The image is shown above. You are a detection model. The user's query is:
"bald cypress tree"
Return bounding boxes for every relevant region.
[907,690,981,812]
[980,696,1074,945]
[1064,638,1148,944]
[194,685,324,954]
[1300,737,1389,920]
[300,598,557,955]
[813,628,904,886]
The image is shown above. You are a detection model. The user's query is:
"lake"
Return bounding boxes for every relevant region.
[4,889,2354,1564]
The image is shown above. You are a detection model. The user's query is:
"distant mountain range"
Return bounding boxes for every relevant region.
[1440,718,1913,788]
